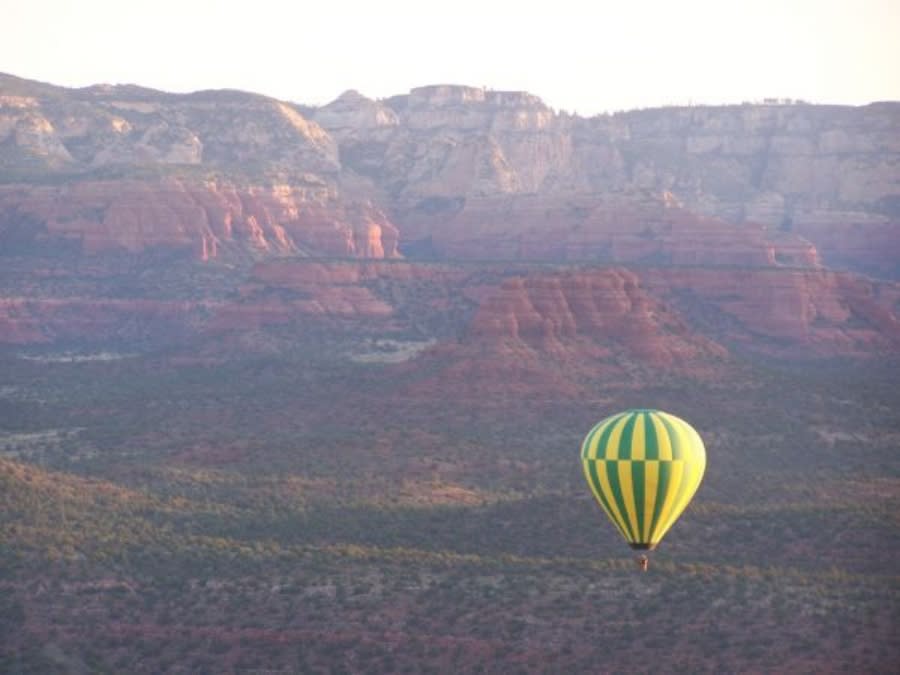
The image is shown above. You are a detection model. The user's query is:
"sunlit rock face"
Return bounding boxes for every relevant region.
[2,253,898,367]
[0,79,339,174]
[0,179,399,260]
[1,74,898,365]
[464,267,728,366]
[311,85,898,272]
[0,74,398,262]
[2,73,897,272]
[462,265,900,361]
[318,84,577,199]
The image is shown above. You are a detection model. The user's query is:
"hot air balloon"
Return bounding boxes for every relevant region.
[580,409,706,570]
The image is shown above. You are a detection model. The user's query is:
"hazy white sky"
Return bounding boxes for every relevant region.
[3,0,899,114]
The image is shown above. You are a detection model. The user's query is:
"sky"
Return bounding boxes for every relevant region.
[3,0,899,115]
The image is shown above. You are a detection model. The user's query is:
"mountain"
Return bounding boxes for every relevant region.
[1,74,898,275]
[1,73,898,364]
[2,74,899,673]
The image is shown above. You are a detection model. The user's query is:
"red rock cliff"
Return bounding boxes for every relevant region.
[0,179,400,260]
[640,267,900,356]
[466,268,728,366]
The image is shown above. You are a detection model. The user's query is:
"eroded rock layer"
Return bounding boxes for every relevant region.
[2,74,897,271]
[0,179,399,260]
[1,74,898,372]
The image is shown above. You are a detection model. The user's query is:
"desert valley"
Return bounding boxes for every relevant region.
[1,72,898,672]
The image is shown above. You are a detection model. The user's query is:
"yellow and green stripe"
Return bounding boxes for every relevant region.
[581,409,706,550]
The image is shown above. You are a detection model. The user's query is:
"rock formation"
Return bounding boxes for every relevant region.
[2,74,897,271]
[396,192,820,266]
[465,268,728,365]
[312,85,899,273]
[0,73,397,261]
[640,267,900,356]
[1,73,898,368]
[0,179,400,260]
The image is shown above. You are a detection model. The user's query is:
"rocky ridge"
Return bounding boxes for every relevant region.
[1,74,897,273]
[1,74,899,366]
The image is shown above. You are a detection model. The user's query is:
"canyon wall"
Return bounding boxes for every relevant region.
[1,74,898,367]
[316,85,899,273]
[2,74,897,272]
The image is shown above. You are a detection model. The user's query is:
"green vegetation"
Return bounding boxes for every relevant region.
[0,325,898,672]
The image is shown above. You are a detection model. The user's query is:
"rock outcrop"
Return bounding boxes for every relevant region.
[640,267,900,356]
[462,265,900,360]
[0,179,399,260]
[3,256,898,367]
[205,261,900,360]
[0,74,339,175]
[1,74,898,373]
[793,212,900,277]
[465,268,728,366]
[0,74,400,261]
[2,74,897,272]
[397,192,820,267]
[313,85,899,272]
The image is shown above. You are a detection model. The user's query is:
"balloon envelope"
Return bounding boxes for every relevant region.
[580,409,706,550]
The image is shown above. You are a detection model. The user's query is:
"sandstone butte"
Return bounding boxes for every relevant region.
[1,73,899,365]
[8,259,882,364]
